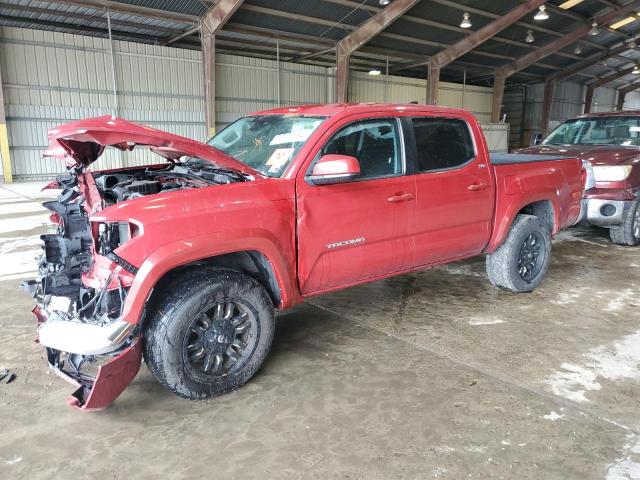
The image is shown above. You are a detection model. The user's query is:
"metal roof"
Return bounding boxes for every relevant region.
[1,0,639,88]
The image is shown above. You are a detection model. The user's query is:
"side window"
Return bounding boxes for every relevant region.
[412,117,475,172]
[320,119,402,180]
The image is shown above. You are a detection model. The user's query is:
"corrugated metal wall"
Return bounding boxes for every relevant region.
[511,81,619,149]
[1,26,507,180]
[502,87,525,149]
[622,91,640,109]
[592,87,617,112]
[216,53,329,128]
[1,26,205,179]
[349,71,494,123]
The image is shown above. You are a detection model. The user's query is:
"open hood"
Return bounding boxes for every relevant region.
[43,116,261,177]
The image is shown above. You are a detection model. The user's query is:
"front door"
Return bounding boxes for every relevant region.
[296,117,416,295]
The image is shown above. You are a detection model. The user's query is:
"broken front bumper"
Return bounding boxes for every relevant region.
[46,337,142,411]
[38,314,135,355]
[31,303,141,411]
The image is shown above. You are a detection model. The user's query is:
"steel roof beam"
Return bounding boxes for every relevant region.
[238,4,571,71]
[491,0,640,122]
[430,0,607,51]
[496,2,640,79]
[425,0,546,105]
[0,15,192,45]
[201,0,245,137]
[0,2,186,36]
[324,0,584,62]
[335,0,420,102]
[546,43,633,83]
[41,0,198,25]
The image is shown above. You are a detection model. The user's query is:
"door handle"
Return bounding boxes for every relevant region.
[387,192,415,203]
[467,182,489,191]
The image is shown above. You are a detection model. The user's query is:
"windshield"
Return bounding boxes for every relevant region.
[543,116,640,146]
[208,115,325,177]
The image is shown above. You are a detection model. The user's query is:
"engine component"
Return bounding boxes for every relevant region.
[93,159,247,206]
[38,201,93,298]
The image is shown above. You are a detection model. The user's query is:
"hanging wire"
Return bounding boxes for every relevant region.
[319,0,371,38]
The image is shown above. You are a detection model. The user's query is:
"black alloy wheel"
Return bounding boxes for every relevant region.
[183,300,258,378]
[517,232,544,282]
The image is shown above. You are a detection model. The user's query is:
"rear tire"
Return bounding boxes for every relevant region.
[143,269,275,400]
[609,197,640,246]
[486,214,552,293]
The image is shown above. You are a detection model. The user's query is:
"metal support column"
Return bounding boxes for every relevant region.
[541,80,556,135]
[201,0,245,138]
[0,51,12,183]
[336,46,350,103]
[202,27,216,138]
[426,63,440,105]
[584,85,595,114]
[491,74,506,123]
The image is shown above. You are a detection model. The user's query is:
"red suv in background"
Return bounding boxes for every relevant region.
[518,111,640,246]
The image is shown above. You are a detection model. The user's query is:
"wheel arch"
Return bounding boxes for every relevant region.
[486,198,558,253]
[517,200,556,232]
[146,250,282,316]
[120,232,299,325]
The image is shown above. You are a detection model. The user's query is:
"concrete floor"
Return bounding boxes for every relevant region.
[1,181,640,479]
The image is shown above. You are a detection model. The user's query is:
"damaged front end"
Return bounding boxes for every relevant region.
[22,172,142,411]
[22,116,261,410]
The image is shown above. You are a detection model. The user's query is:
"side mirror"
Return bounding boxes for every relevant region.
[308,154,361,185]
[530,133,543,146]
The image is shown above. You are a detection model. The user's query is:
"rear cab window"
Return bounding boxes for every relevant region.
[410,117,476,172]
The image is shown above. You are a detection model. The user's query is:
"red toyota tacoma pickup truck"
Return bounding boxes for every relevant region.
[23,104,586,410]
[518,110,640,246]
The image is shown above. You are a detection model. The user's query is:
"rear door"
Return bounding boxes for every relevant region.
[295,116,416,295]
[408,116,495,266]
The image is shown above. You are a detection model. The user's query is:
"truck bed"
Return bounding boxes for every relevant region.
[491,153,575,165]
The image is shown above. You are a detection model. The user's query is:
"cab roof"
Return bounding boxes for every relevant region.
[252,103,472,118]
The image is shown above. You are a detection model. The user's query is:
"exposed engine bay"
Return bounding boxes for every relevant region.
[94,158,248,205]
[24,158,249,320]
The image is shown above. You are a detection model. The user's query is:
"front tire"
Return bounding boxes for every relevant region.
[486,214,552,293]
[143,269,275,400]
[609,197,640,246]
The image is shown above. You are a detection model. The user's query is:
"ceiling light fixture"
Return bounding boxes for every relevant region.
[534,5,549,21]
[574,43,582,55]
[610,16,637,30]
[460,12,471,29]
[525,30,535,43]
[559,0,584,9]
[633,65,640,74]
[379,0,391,5]
[589,21,599,36]
[369,69,382,76]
